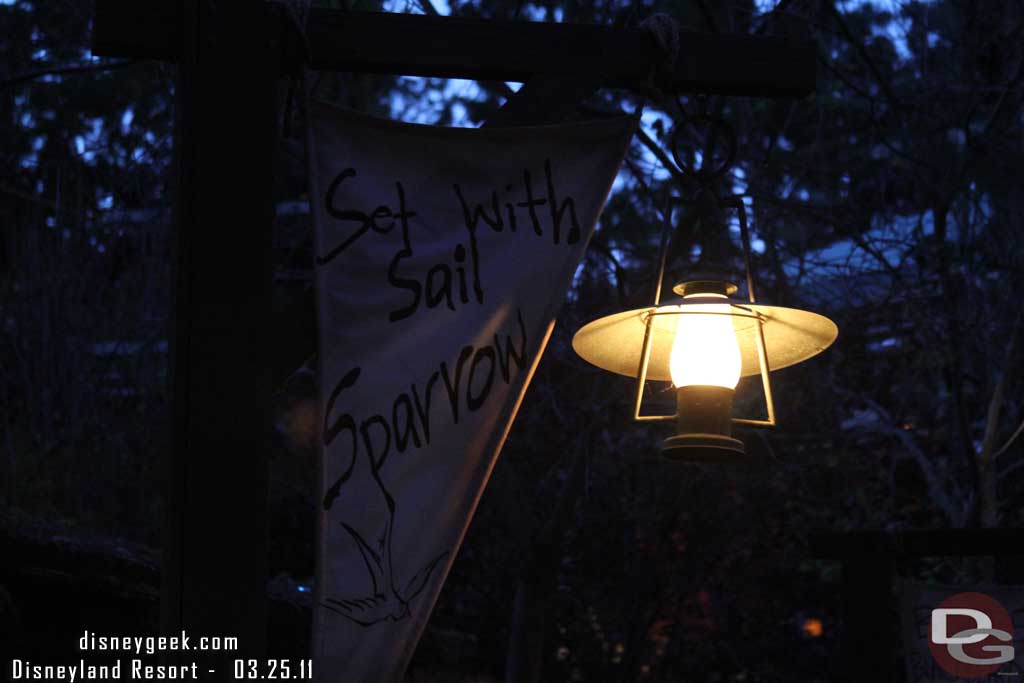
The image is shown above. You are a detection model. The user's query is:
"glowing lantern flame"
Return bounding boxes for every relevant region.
[668,294,741,389]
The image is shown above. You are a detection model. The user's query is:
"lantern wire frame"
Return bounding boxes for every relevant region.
[631,193,776,427]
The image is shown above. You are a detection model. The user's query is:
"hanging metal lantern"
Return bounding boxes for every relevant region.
[572,113,838,461]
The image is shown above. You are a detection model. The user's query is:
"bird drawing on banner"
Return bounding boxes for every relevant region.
[320,367,449,627]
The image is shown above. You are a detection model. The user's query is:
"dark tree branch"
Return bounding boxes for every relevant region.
[826,2,900,111]
[1,59,138,89]
[0,182,57,209]
[416,0,439,16]
[693,0,721,33]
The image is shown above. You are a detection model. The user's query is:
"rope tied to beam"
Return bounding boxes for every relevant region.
[639,13,681,98]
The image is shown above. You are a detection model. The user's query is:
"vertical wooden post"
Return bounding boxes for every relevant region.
[840,555,896,682]
[164,1,277,673]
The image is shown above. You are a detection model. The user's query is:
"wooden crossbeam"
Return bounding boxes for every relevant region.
[93,3,816,98]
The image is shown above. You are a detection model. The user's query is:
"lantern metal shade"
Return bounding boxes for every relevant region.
[570,185,838,460]
[571,301,838,382]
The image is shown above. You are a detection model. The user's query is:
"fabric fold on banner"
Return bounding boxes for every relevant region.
[307,101,637,683]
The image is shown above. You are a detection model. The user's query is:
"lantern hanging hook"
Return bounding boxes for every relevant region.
[667,96,736,187]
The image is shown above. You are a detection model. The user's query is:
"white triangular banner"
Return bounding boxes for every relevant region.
[307,101,637,682]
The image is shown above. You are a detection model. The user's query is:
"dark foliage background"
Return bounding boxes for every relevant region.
[2,0,1024,681]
